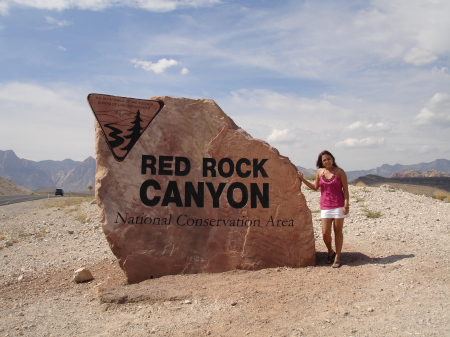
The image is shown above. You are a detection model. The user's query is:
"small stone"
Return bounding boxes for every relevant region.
[73,267,94,283]
[367,307,374,312]
[68,230,74,235]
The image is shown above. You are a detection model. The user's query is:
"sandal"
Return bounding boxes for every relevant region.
[326,252,336,264]
[332,260,341,268]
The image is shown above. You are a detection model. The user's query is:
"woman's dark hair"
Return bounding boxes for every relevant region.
[316,150,339,168]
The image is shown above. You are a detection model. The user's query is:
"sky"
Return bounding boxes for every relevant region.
[0,0,449,171]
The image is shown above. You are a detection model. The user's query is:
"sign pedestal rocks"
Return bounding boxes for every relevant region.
[91,95,315,284]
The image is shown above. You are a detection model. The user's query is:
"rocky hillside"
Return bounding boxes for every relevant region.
[350,174,450,194]
[390,169,450,178]
[346,158,450,180]
[0,150,95,192]
[299,159,450,181]
[0,176,33,195]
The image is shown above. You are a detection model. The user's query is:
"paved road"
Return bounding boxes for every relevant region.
[0,195,60,206]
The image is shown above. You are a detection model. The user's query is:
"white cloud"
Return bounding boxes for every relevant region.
[366,122,390,131]
[226,89,351,118]
[432,66,449,76]
[131,58,178,73]
[57,45,67,51]
[0,2,8,15]
[1,0,221,14]
[336,137,385,149]
[45,16,72,27]
[347,121,390,132]
[211,0,450,83]
[403,47,438,66]
[347,121,363,130]
[321,93,337,100]
[0,82,94,161]
[414,92,450,127]
[181,67,190,75]
[414,107,434,125]
[267,129,296,144]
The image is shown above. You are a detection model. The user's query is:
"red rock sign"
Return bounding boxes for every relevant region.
[90,95,315,284]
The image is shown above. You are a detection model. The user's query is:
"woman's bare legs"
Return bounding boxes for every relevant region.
[333,218,344,266]
[321,218,334,256]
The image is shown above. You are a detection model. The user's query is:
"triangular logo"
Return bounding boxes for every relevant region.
[88,94,164,162]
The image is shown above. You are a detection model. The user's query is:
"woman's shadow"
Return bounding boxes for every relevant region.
[315,251,415,266]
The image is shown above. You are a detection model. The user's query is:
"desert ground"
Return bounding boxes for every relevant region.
[0,183,449,336]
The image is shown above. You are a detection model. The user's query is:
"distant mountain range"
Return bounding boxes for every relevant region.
[298,159,450,181]
[0,150,95,192]
[1,149,449,193]
[390,169,450,178]
[345,159,450,181]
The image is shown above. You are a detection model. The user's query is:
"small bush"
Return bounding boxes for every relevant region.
[76,214,88,223]
[433,190,450,202]
[354,196,365,202]
[363,208,382,219]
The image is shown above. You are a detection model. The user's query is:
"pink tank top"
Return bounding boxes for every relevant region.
[319,170,345,210]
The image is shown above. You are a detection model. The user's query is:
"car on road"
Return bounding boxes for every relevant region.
[55,189,64,196]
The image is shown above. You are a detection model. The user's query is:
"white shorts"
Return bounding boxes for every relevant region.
[321,207,349,219]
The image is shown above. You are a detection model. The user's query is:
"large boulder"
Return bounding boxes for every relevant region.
[91,95,315,284]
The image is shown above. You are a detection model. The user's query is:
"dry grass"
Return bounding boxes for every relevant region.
[363,208,382,218]
[75,214,88,223]
[433,190,450,202]
[40,197,92,209]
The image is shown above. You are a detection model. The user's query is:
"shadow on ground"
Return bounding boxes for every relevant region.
[315,251,415,267]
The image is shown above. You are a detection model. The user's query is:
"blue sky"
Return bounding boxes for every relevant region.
[0,0,449,171]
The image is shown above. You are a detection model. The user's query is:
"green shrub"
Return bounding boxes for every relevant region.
[363,208,382,219]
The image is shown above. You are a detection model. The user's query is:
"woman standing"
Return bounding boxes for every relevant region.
[298,150,349,268]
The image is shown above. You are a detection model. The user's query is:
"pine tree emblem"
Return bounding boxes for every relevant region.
[88,94,164,162]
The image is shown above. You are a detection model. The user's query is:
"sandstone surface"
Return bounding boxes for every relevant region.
[92,95,315,283]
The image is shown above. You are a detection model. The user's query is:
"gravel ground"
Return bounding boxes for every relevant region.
[0,184,449,337]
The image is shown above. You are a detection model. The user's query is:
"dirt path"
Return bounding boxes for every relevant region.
[1,185,449,336]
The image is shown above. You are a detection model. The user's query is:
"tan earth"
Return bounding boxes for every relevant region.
[0,183,449,336]
[0,177,32,196]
